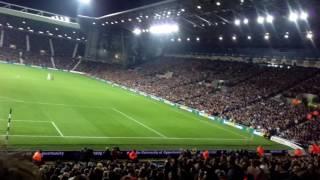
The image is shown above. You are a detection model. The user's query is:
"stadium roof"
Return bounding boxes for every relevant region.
[1,0,319,48]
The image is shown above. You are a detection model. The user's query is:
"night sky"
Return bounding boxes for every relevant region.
[1,0,164,17]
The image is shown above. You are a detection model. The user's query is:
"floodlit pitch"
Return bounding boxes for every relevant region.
[0,63,288,150]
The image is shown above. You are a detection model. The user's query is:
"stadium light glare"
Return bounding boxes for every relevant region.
[247,35,252,40]
[232,35,237,41]
[133,28,142,35]
[284,34,289,39]
[266,15,274,23]
[79,0,91,5]
[264,34,270,40]
[300,11,308,20]
[289,12,299,22]
[306,31,313,39]
[243,18,249,24]
[257,16,265,24]
[219,36,223,41]
[234,19,241,26]
[149,24,179,34]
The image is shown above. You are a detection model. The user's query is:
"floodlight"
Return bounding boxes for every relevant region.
[264,34,270,40]
[257,16,265,24]
[79,0,91,5]
[234,19,241,26]
[289,12,299,22]
[149,24,179,34]
[216,1,221,6]
[266,15,274,23]
[284,34,289,39]
[196,37,200,41]
[232,35,237,41]
[133,28,142,35]
[247,35,252,40]
[300,11,308,20]
[243,18,249,24]
[219,36,223,41]
[306,31,313,39]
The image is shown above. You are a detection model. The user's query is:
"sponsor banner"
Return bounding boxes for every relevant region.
[234,124,244,130]
[139,92,147,97]
[199,112,210,119]
[163,100,175,106]
[47,67,58,71]
[223,120,244,130]
[31,65,42,69]
[271,136,303,150]
[150,95,160,101]
[70,70,86,75]
[13,63,23,65]
[192,109,199,114]
[253,130,264,136]
[223,120,234,126]
[130,89,137,93]
[179,105,193,112]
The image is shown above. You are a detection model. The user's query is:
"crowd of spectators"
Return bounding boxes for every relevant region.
[3,150,320,180]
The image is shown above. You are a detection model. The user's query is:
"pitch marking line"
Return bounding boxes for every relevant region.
[51,121,64,137]
[0,96,24,102]
[0,134,247,141]
[0,96,109,109]
[112,108,167,138]
[0,118,50,123]
[171,108,248,139]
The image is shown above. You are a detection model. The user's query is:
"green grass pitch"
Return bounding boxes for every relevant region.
[0,63,288,151]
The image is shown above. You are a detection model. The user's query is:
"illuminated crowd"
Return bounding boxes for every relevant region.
[3,149,320,180]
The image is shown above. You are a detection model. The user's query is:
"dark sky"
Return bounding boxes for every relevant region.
[2,0,164,17]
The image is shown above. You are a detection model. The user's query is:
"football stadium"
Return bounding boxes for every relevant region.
[0,0,320,179]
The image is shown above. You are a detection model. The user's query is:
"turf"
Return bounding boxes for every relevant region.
[0,63,288,151]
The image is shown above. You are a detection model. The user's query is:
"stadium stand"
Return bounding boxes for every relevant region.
[1,150,319,180]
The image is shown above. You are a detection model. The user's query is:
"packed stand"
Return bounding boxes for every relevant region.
[5,149,320,180]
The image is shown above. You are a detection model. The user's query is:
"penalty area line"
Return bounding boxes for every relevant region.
[112,108,167,138]
[51,121,64,137]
